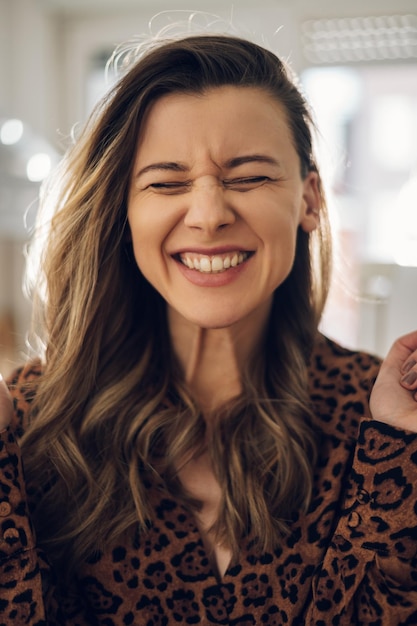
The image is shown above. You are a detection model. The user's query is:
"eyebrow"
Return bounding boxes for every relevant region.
[134,154,281,179]
[223,154,281,169]
[135,162,187,178]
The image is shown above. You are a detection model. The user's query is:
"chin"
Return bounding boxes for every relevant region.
[183,310,248,330]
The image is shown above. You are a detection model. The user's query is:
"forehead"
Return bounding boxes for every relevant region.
[135,86,296,162]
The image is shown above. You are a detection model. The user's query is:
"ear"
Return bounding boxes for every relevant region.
[299,171,321,233]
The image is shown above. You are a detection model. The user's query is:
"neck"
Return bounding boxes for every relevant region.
[168,301,271,414]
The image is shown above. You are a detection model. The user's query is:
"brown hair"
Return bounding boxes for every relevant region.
[22,34,331,577]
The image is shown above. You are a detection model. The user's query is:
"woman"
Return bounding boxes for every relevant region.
[1,34,417,625]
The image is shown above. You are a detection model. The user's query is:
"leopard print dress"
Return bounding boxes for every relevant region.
[1,335,417,625]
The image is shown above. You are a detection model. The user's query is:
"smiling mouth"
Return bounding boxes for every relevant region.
[177,251,252,274]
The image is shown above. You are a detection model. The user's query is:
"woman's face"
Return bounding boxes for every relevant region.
[127,86,319,329]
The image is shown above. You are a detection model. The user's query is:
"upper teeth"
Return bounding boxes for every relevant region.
[180,252,248,273]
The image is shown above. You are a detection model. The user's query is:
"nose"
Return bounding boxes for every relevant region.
[183,178,236,234]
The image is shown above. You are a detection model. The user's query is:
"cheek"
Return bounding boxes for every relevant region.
[131,239,161,284]
[255,208,300,251]
[127,215,153,275]
[259,219,299,285]
[128,208,159,250]
[128,216,172,293]
[128,199,179,249]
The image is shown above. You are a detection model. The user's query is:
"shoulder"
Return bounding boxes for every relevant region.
[310,333,381,385]
[309,333,382,439]
[6,360,43,437]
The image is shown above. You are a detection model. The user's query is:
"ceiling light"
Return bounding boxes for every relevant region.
[26,153,52,182]
[0,119,24,145]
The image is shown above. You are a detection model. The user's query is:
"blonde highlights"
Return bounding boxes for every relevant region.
[22,34,331,576]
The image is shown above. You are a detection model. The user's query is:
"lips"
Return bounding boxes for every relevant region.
[176,251,252,274]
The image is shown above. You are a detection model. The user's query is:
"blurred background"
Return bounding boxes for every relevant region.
[1,0,417,375]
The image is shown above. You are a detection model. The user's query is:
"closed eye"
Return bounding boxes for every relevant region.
[144,176,276,194]
[223,176,275,191]
[146,181,192,194]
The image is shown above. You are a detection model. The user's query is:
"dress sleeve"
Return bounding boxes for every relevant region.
[309,418,417,625]
[0,427,47,625]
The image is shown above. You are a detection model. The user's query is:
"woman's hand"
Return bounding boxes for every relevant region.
[0,375,13,431]
[370,330,417,433]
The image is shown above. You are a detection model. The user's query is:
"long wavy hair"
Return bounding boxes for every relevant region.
[22,34,332,577]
